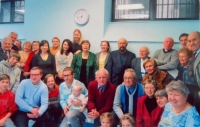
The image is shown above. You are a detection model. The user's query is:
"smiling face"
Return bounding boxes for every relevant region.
[123,71,135,88]
[23,43,32,52]
[188,32,200,51]
[144,61,156,74]
[41,43,49,53]
[121,120,133,127]
[144,83,156,98]
[101,41,109,52]
[118,38,127,53]
[52,38,60,48]
[163,37,174,50]
[74,31,81,42]
[139,46,149,59]
[81,42,90,51]
[101,118,112,127]
[46,76,55,89]
[168,90,187,108]
[10,33,18,43]
[156,96,168,108]
[8,56,19,67]
[30,69,43,85]
[179,52,190,66]
[72,85,82,97]
[62,41,69,52]
[14,40,21,49]
[180,36,188,48]
[2,38,12,51]
[32,42,40,52]
[96,70,109,87]
[0,79,9,93]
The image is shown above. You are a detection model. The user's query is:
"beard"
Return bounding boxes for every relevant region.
[119,47,126,53]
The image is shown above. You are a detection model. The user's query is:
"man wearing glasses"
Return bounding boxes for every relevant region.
[60,67,88,127]
[112,68,144,127]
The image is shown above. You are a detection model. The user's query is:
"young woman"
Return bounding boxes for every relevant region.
[72,29,82,54]
[50,37,61,55]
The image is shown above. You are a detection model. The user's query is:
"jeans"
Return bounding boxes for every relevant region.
[4,118,15,127]
[60,110,86,127]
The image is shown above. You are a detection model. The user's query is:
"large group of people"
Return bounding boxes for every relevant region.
[0,30,200,127]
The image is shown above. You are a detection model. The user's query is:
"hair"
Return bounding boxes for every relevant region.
[124,68,136,79]
[10,32,18,36]
[155,89,168,98]
[23,41,32,51]
[143,80,158,91]
[63,67,74,75]
[101,40,110,52]
[9,52,21,61]
[143,59,157,69]
[179,33,189,40]
[0,74,10,81]
[140,46,149,53]
[43,74,55,84]
[73,29,82,45]
[196,31,200,38]
[100,112,113,124]
[81,40,91,49]
[31,66,43,74]
[73,84,83,91]
[120,113,135,127]
[52,37,60,47]
[15,40,22,50]
[166,80,190,97]
[178,47,193,58]
[2,37,12,44]
[60,39,73,56]
[95,69,109,77]
[32,41,40,45]
[39,40,50,54]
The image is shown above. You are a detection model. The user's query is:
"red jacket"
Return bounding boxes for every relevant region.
[24,51,35,72]
[136,95,163,127]
[0,90,18,119]
[87,80,116,115]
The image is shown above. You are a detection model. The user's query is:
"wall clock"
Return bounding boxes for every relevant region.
[74,9,90,25]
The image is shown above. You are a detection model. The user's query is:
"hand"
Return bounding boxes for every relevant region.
[93,110,99,119]
[88,111,94,118]
[64,106,69,115]
[23,72,30,77]
[20,63,25,67]
[73,99,82,107]
[31,108,39,115]
[74,50,81,54]
[27,113,35,118]
[0,118,6,126]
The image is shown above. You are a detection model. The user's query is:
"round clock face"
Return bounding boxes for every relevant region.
[74,9,90,25]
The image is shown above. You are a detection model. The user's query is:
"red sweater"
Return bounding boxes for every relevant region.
[87,80,116,115]
[136,95,163,127]
[0,90,18,119]
[24,51,35,72]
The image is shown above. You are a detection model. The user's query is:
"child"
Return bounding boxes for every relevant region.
[67,84,87,113]
[0,74,17,127]
[120,113,136,127]
[100,112,113,127]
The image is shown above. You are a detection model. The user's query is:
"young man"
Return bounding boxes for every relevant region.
[0,52,21,93]
[0,74,17,127]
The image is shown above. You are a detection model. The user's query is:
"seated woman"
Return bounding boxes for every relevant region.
[136,80,163,127]
[0,74,17,127]
[71,40,97,87]
[158,80,200,127]
[50,37,61,55]
[141,59,169,89]
[55,39,73,85]
[155,89,168,108]
[32,40,56,80]
[14,40,22,51]
[72,29,82,54]
[96,40,110,69]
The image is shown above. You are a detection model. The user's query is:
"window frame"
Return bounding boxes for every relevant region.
[111,0,199,22]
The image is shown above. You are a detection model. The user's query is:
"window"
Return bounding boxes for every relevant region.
[0,0,25,23]
[112,0,199,21]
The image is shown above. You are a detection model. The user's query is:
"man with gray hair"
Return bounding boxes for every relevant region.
[112,68,144,126]
[87,69,116,126]
[9,32,18,44]
[0,37,12,61]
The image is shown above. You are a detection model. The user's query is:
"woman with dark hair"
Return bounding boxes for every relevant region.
[71,40,97,87]
[31,40,56,79]
[141,59,169,89]
[55,39,73,85]
[136,80,163,127]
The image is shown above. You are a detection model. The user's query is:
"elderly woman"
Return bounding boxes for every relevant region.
[71,40,97,87]
[141,59,169,89]
[155,89,168,108]
[158,80,200,127]
[136,80,163,127]
[96,40,110,69]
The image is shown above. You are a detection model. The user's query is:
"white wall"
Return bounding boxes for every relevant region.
[0,0,199,56]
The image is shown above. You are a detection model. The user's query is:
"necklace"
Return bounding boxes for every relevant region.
[173,102,187,114]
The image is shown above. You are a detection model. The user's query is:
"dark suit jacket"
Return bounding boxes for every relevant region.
[105,50,136,86]
[96,52,109,69]
[0,48,8,62]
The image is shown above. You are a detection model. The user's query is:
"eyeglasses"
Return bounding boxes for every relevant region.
[63,74,72,77]
[30,74,40,77]
[124,77,134,80]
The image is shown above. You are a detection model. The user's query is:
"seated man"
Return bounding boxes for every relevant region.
[131,46,150,83]
[87,69,116,126]
[0,52,21,93]
[0,37,12,61]
[0,74,17,127]
[60,67,88,127]
[113,68,144,126]
[152,37,178,80]
[12,67,48,127]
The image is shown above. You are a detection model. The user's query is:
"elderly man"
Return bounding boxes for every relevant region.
[179,33,188,48]
[131,46,150,83]
[9,32,18,43]
[112,68,144,126]
[87,69,116,126]
[185,31,200,113]
[106,38,136,86]
[60,67,88,127]
[152,37,178,79]
[0,37,12,61]
[13,67,48,127]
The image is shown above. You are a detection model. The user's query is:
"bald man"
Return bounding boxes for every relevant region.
[152,37,178,80]
[131,46,150,82]
[105,38,136,86]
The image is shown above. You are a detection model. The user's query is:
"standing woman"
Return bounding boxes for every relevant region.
[72,29,82,54]
[71,40,97,87]
[32,40,56,80]
[136,80,163,127]
[50,37,61,55]
[55,39,73,85]
[96,40,110,69]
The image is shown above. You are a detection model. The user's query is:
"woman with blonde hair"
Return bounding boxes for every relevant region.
[72,29,82,54]
[50,37,61,55]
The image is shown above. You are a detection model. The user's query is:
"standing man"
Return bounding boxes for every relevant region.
[131,46,150,83]
[13,67,48,127]
[87,69,116,126]
[9,32,18,44]
[179,33,188,48]
[60,67,88,127]
[106,38,136,86]
[0,37,12,61]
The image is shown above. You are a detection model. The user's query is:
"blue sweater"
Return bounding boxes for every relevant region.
[15,79,48,115]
